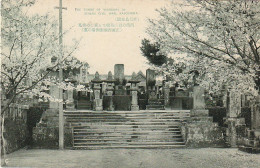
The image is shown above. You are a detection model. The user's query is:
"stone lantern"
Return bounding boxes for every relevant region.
[65,71,76,110]
[91,71,103,111]
[105,71,115,96]
[105,71,115,111]
[129,72,140,111]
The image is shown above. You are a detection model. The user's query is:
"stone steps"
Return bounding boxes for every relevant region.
[73,145,186,149]
[65,110,189,149]
[238,129,260,154]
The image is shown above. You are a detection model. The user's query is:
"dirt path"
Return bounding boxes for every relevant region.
[4,148,260,168]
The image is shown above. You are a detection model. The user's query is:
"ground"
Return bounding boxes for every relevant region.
[3,148,260,168]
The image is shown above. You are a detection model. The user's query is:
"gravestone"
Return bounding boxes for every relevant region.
[184,85,225,147]
[190,86,208,116]
[163,82,170,109]
[129,72,140,111]
[114,64,124,85]
[114,64,126,95]
[146,69,164,110]
[228,89,241,118]
[226,89,245,147]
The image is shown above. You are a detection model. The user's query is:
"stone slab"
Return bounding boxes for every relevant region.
[131,105,139,111]
[190,109,209,117]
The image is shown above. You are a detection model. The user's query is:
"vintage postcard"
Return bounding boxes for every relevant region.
[1,0,260,167]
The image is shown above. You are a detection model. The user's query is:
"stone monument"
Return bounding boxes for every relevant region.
[146,69,164,110]
[225,89,245,147]
[190,85,208,116]
[183,85,225,147]
[114,64,126,95]
[129,72,140,111]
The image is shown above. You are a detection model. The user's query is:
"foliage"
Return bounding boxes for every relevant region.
[1,0,88,114]
[146,0,260,97]
[140,38,168,66]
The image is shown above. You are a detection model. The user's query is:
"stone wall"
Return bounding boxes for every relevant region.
[1,105,29,154]
[32,109,72,148]
[182,117,226,147]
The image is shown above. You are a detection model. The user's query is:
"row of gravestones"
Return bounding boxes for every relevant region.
[91,64,159,111]
[59,64,192,111]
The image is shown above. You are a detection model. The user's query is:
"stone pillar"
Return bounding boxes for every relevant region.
[105,71,115,111]
[92,72,103,111]
[66,89,75,110]
[226,89,245,147]
[251,95,260,130]
[191,85,208,117]
[130,72,140,111]
[131,89,139,111]
[49,84,59,109]
[227,89,241,118]
[163,83,170,109]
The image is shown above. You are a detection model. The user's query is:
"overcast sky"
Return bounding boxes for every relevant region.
[27,0,172,75]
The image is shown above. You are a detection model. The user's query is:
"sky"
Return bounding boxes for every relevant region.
[27,0,173,75]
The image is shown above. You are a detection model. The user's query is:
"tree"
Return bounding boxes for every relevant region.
[1,0,82,164]
[140,39,168,66]
[146,0,260,96]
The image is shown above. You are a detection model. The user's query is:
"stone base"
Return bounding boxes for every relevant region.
[190,109,209,117]
[66,102,75,110]
[131,105,139,111]
[95,106,103,111]
[187,116,213,123]
[183,117,226,147]
[94,99,103,111]
[225,117,246,147]
[107,105,114,111]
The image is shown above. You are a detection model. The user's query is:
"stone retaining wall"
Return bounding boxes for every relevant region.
[1,105,29,154]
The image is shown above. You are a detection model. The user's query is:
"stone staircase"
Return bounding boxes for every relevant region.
[76,100,92,110]
[146,100,165,110]
[238,128,260,153]
[64,110,190,149]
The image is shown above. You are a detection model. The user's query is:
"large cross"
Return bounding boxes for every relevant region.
[54,0,67,150]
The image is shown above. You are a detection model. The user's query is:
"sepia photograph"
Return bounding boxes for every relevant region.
[1,0,260,167]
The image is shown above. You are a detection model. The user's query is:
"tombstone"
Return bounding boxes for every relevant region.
[146,69,156,92]
[190,85,208,116]
[129,72,140,111]
[114,64,125,85]
[227,89,241,118]
[49,84,59,109]
[226,88,245,147]
[146,69,164,110]
[163,82,170,109]
[114,64,126,95]
[91,72,103,111]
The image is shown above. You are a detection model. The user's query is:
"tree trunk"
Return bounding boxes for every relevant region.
[1,111,7,166]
